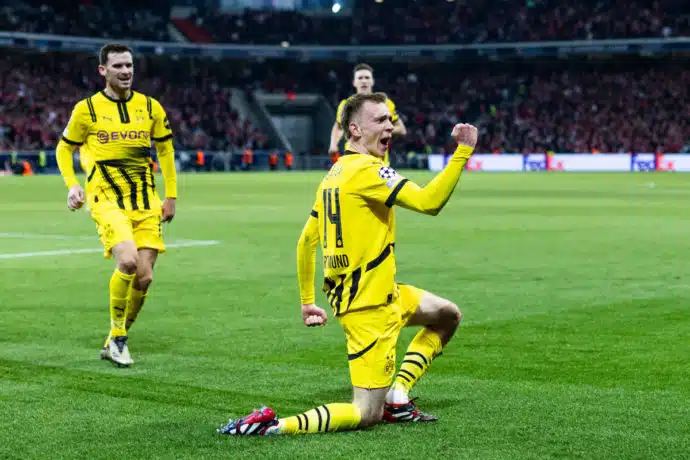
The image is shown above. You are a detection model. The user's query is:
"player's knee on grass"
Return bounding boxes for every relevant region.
[353,387,386,428]
[356,402,384,428]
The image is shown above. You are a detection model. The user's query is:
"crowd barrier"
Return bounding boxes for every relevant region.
[428,153,690,172]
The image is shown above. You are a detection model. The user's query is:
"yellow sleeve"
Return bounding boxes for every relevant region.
[351,160,409,207]
[150,98,173,142]
[393,145,474,215]
[151,98,177,198]
[56,140,80,189]
[386,98,399,123]
[335,99,347,124]
[56,101,90,189]
[296,197,322,305]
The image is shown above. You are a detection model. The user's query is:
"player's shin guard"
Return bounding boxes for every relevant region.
[125,287,147,331]
[390,328,443,398]
[278,403,361,434]
[109,269,135,337]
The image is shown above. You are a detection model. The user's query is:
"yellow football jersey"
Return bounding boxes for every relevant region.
[61,90,172,211]
[336,95,398,165]
[311,151,408,316]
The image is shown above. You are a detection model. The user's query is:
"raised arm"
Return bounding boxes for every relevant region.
[392,123,478,216]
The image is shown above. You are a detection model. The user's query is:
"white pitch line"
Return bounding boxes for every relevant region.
[0,232,96,240]
[0,240,220,260]
[0,233,211,245]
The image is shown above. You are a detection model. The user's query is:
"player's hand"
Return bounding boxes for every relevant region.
[302,303,327,327]
[161,198,176,223]
[67,185,85,211]
[451,123,478,149]
[328,146,340,157]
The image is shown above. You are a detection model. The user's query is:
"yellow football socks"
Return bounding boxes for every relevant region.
[109,269,135,338]
[279,403,361,434]
[126,287,147,330]
[393,328,443,393]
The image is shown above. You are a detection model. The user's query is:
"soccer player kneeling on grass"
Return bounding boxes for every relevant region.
[219,92,477,435]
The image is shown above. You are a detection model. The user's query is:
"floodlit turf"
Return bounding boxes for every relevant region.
[0,171,688,459]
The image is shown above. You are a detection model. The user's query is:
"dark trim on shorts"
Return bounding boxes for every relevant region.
[347,338,378,361]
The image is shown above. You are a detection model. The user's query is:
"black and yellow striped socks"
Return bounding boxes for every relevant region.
[388,328,443,403]
[278,403,361,434]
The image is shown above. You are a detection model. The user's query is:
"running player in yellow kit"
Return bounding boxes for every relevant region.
[56,43,178,367]
[329,63,406,165]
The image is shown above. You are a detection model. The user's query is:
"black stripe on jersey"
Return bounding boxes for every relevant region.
[385,178,409,207]
[87,166,96,182]
[146,96,153,119]
[315,406,323,432]
[97,163,125,209]
[297,414,303,431]
[365,243,393,272]
[97,159,131,168]
[117,102,131,124]
[303,413,309,431]
[86,97,97,122]
[402,359,425,370]
[406,352,429,366]
[152,134,173,142]
[140,169,151,210]
[322,405,331,432]
[310,210,318,218]
[347,339,378,361]
[61,136,83,146]
[333,274,345,315]
[118,167,139,210]
[148,163,156,191]
[346,267,361,309]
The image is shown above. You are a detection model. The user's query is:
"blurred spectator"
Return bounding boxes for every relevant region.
[0,51,687,154]
[0,0,170,41]
[0,51,266,152]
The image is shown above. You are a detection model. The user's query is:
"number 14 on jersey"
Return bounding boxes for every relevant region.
[322,187,343,249]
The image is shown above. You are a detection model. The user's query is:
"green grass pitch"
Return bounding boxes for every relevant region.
[0,171,688,459]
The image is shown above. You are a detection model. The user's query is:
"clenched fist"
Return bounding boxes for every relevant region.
[67,185,85,211]
[451,123,478,149]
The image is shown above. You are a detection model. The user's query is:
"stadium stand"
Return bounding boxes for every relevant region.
[1,51,687,156]
[188,0,690,45]
[0,0,171,41]
[0,50,267,153]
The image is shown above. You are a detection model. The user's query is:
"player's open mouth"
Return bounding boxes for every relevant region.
[380,137,391,148]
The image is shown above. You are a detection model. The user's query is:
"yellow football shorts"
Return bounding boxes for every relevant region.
[339,284,425,389]
[89,195,165,258]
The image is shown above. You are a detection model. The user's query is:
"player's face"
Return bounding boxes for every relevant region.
[355,101,394,158]
[353,70,374,94]
[99,52,134,93]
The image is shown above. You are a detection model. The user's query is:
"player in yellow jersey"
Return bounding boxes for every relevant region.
[220,93,477,436]
[56,43,178,367]
[329,63,406,166]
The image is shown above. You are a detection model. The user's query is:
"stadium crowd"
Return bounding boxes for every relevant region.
[0,51,267,154]
[1,52,687,155]
[3,0,689,45]
[1,0,170,42]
